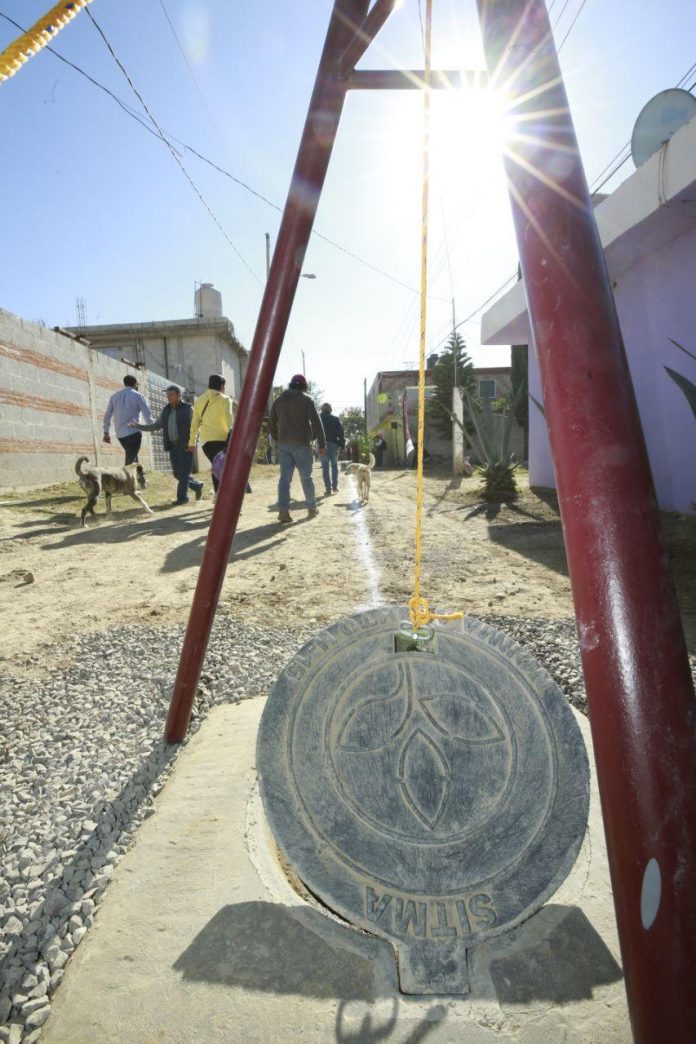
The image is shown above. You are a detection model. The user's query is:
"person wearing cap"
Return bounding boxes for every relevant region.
[269,375,326,522]
[130,385,203,505]
[187,374,234,493]
[319,403,345,495]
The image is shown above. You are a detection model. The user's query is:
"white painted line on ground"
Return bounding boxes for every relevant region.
[345,475,385,611]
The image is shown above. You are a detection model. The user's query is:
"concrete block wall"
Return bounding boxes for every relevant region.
[0,309,155,489]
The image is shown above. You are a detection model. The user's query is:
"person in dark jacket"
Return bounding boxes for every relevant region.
[319,403,345,495]
[269,375,326,523]
[131,386,203,505]
[372,430,387,468]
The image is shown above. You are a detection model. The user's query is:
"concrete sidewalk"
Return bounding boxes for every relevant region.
[43,700,630,1043]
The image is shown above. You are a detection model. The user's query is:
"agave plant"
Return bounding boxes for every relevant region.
[460,386,524,502]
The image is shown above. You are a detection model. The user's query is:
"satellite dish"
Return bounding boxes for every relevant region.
[631,88,696,167]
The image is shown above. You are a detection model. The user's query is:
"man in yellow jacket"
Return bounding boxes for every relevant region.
[188,374,233,492]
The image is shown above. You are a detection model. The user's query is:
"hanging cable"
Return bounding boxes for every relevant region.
[155,0,226,149]
[85,8,261,282]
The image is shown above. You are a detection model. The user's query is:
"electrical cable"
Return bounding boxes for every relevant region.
[155,0,226,149]
[84,8,261,282]
[557,0,589,52]
[0,10,436,299]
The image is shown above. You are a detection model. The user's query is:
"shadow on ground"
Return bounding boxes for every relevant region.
[487,520,569,577]
[335,999,447,1042]
[161,521,293,573]
[174,902,379,1001]
[485,904,622,1005]
[38,511,210,550]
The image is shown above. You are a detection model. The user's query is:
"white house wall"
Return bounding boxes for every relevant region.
[529,225,696,513]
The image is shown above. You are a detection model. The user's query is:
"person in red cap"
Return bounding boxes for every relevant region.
[269,375,326,522]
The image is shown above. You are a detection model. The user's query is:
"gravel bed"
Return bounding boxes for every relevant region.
[483,615,589,712]
[2,611,694,1042]
[483,614,696,716]
[0,618,312,1043]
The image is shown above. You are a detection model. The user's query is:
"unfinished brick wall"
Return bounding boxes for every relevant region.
[0,309,156,488]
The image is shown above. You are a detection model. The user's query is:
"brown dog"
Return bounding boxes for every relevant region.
[75,456,152,527]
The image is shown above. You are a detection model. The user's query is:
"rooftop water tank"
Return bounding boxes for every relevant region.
[194,283,223,319]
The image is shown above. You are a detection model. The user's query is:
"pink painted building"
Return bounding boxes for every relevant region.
[481,112,696,515]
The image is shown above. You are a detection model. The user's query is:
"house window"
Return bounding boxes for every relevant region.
[479,378,496,399]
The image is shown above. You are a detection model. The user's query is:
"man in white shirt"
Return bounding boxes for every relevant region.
[103,375,154,464]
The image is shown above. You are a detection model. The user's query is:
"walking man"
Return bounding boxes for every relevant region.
[131,386,203,505]
[187,374,233,493]
[103,375,154,464]
[319,403,345,495]
[269,375,326,523]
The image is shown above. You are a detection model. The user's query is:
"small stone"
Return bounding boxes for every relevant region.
[49,970,64,991]
[4,917,23,937]
[48,950,68,972]
[25,1005,51,1029]
[8,1026,22,1044]
[28,981,48,999]
[71,926,87,946]
[21,996,49,1015]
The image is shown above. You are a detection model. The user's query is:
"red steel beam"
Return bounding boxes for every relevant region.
[347,69,488,90]
[476,1,696,1040]
[164,0,372,742]
[338,0,401,78]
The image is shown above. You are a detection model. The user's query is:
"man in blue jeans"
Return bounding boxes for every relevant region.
[131,386,203,505]
[319,403,345,495]
[269,375,326,523]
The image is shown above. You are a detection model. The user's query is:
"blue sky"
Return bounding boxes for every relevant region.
[1,0,695,409]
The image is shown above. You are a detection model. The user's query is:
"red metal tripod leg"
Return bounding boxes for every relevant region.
[476,1,696,1040]
[164,0,372,743]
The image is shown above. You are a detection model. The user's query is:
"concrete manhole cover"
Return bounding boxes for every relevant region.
[257,607,590,994]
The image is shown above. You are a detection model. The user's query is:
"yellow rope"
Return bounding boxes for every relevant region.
[0,1,94,83]
[409,0,462,633]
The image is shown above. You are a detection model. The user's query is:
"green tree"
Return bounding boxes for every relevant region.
[306,380,324,409]
[340,406,370,455]
[428,331,476,439]
[510,344,529,458]
[340,406,366,443]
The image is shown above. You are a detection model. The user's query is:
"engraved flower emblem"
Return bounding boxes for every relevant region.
[336,662,503,830]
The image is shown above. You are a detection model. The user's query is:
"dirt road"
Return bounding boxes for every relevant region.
[0,462,693,668]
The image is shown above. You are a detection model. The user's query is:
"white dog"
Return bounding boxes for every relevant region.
[344,452,376,503]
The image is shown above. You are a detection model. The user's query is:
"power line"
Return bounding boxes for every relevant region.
[155,0,226,148]
[84,9,261,282]
[0,9,437,300]
[557,0,590,52]
[436,47,696,347]
[551,0,574,32]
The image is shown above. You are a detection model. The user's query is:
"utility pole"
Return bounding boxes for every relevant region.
[363,376,368,435]
[301,349,306,375]
[451,296,458,388]
[265,232,271,279]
